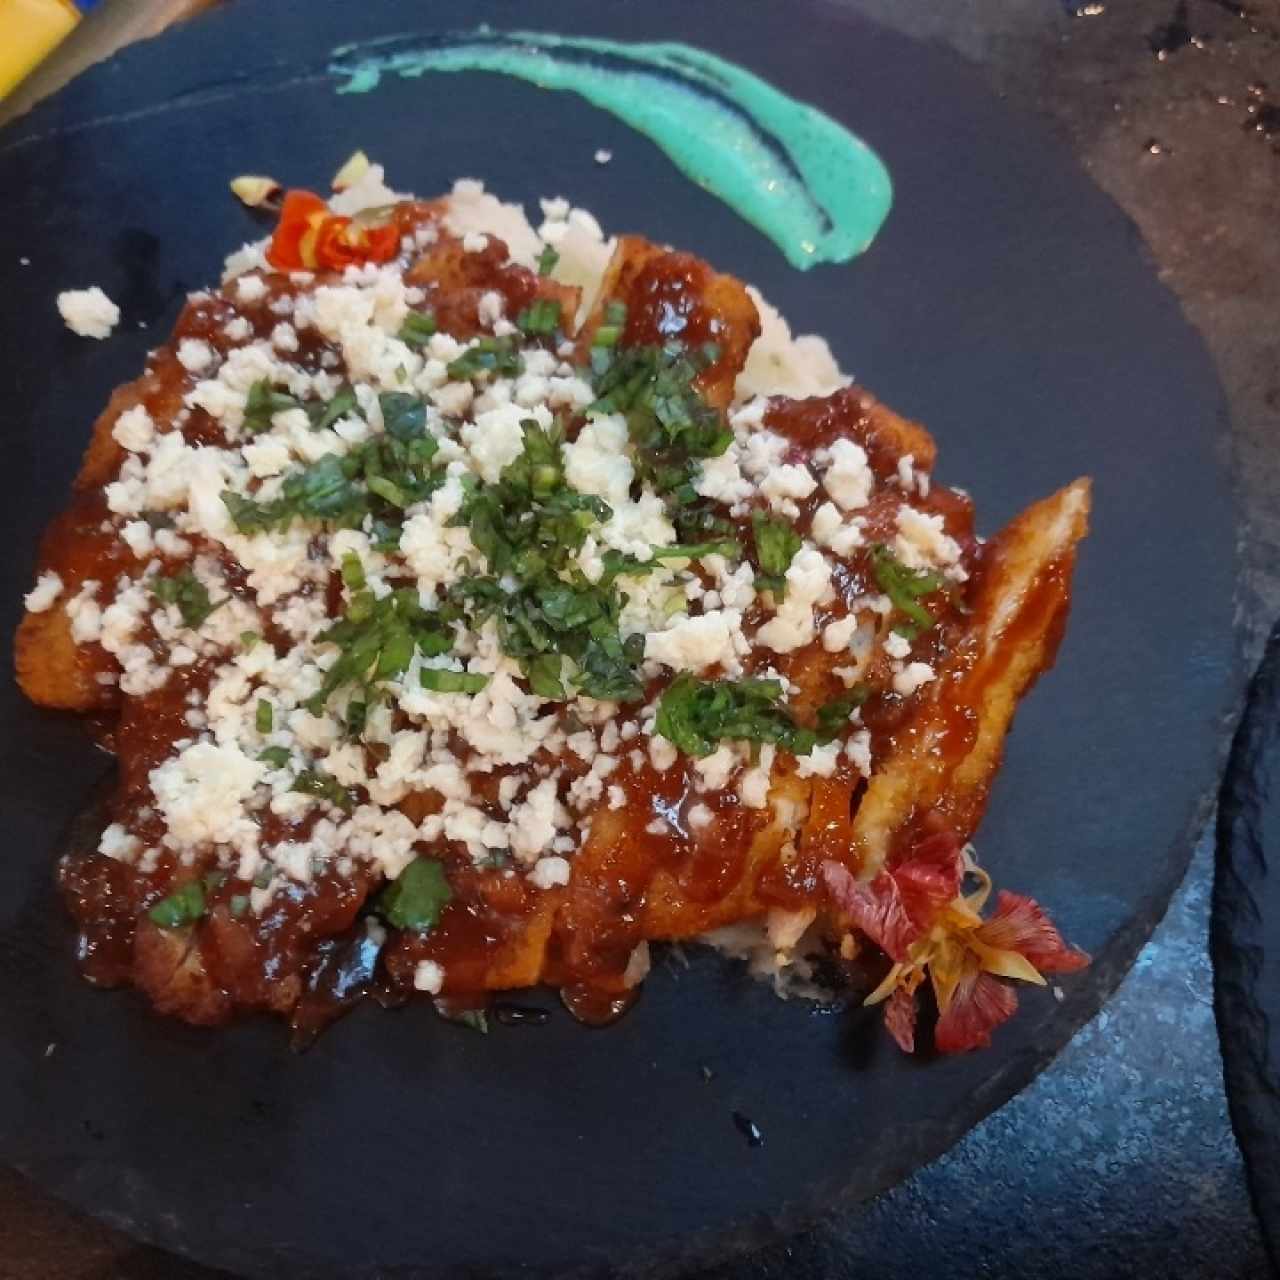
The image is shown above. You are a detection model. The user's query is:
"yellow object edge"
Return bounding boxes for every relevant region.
[0,0,81,101]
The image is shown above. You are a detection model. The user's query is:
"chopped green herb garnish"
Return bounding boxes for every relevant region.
[345,699,368,738]
[419,668,490,694]
[307,586,452,714]
[255,699,273,733]
[655,673,818,758]
[378,856,453,931]
[258,745,291,768]
[229,894,250,919]
[536,244,559,277]
[307,383,361,433]
[815,688,869,742]
[443,418,648,703]
[525,652,566,700]
[151,570,220,629]
[592,301,628,348]
[447,335,523,381]
[147,880,206,929]
[222,420,443,536]
[588,341,730,507]
[752,512,802,598]
[871,545,945,632]
[397,310,438,348]
[516,297,562,338]
[378,391,428,442]
[340,551,366,591]
[244,379,300,434]
[240,630,260,651]
[651,539,742,562]
[291,769,356,813]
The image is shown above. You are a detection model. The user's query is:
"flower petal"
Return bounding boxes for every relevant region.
[968,939,1047,986]
[893,829,965,933]
[977,891,1090,974]
[884,983,918,1053]
[821,861,919,963]
[934,969,1020,1053]
[928,934,972,1014]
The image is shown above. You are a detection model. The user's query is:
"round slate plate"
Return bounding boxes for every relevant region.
[1215,616,1280,1271]
[0,1,1239,1276]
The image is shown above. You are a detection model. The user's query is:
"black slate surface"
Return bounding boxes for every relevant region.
[1216,617,1280,1271]
[0,0,1276,1276]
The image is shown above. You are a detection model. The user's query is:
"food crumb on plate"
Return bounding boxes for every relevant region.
[594,148,613,165]
[56,285,120,339]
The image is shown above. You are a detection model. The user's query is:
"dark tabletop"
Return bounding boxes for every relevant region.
[1,0,1277,1275]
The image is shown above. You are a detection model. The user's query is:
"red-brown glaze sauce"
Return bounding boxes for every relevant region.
[39,213,1003,1042]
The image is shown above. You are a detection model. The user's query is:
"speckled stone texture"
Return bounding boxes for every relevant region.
[0,0,1275,1275]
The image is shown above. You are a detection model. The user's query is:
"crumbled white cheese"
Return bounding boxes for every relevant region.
[821,614,859,653]
[755,546,833,653]
[818,439,874,512]
[57,287,119,339]
[112,405,156,453]
[892,662,937,697]
[24,570,63,613]
[177,338,216,374]
[235,275,267,303]
[883,630,912,660]
[529,856,572,889]
[413,959,445,994]
[645,609,743,674]
[894,506,965,578]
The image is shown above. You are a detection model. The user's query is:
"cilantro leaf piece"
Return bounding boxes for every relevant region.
[378,857,453,931]
[147,880,206,929]
[258,745,291,768]
[151,570,220,629]
[592,303,629,349]
[871,545,945,632]
[536,245,559,277]
[255,699,273,733]
[524,653,566,700]
[307,383,361,433]
[588,341,730,505]
[397,310,438,348]
[573,630,645,702]
[419,668,490,694]
[447,335,523,381]
[340,551,366,590]
[655,674,817,758]
[378,392,427,442]
[752,512,802,598]
[244,379,300,434]
[308,587,454,714]
[291,769,357,813]
[651,539,742,562]
[815,688,869,742]
[516,298,562,337]
[222,420,444,536]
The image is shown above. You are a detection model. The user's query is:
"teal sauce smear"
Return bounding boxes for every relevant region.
[329,29,893,270]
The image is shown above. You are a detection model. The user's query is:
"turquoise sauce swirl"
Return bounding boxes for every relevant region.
[329,29,893,270]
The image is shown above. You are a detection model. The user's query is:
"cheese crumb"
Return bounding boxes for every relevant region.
[893,662,937,697]
[57,287,120,339]
[413,959,445,994]
[24,571,63,613]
